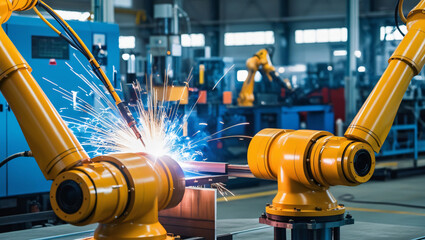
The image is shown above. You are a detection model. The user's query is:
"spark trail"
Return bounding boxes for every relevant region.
[48,55,250,167]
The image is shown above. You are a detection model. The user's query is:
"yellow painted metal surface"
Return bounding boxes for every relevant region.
[237,49,272,106]
[0,1,185,239]
[50,153,185,240]
[199,64,205,85]
[237,49,293,106]
[346,8,425,152]
[154,85,189,105]
[0,16,89,179]
[248,128,375,217]
[247,0,425,220]
[50,162,128,225]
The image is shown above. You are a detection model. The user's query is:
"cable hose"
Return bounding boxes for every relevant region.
[338,193,425,210]
[395,0,406,37]
[38,0,116,99]
[37,1,89,58]
[0,151,33,168]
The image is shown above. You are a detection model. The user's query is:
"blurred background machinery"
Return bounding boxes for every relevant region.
[2,0,425,239]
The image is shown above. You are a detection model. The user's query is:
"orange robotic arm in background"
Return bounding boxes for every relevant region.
[237,49,292,106]
[0,1,184,239]
[248,0,425,220]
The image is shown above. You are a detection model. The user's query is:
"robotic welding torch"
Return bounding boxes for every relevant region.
[117,102,145,145]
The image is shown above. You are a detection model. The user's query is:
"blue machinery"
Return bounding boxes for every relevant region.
[228,105,334,134]
[377,100,424,168]
[0,16,119,198]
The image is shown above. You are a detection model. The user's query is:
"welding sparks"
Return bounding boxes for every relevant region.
[212,64,234,90]
[212,182,235,201]
[47,55,250,172]
[55,73,197,161]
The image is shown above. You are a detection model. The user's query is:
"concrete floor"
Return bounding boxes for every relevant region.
[1,174,425,239]
[218,174,425,239]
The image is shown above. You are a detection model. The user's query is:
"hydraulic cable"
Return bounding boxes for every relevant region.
[33,7,87,56]
[34,0,145,147]
[395,0,406,37]
[398,0,407,24]
[339,193,425,210]
[0,151,33,168]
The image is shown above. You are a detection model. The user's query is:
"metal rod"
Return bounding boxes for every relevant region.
[333,227,340,240]
[228,164,255,178]
[0,211,56,226]
[274,227,286,240]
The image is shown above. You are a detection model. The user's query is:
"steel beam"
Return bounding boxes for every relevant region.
[345,0,360,123]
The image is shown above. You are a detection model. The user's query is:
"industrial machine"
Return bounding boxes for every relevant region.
[358,25,425,168]
[0,13,119,225]
[2,0,425,239]
[193,57,235,105]
[146,3,189,106]
[0,1,184,239]
[237,48,292,107]
[245,0,425,238]
[149,3,182,86]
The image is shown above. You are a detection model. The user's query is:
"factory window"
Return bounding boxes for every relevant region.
[224,31,275,46]
[295,28,347,44]
[119,36,136,49]
[237,70,262,82]
[114,0,132,8]
[333,50,347,56]
[54,10,90,21]
[333,50,362,58]
[380,26,406,41]
[181,34,205,47]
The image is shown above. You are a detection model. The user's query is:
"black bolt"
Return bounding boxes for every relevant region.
[315,207,322,211]
[346,214,352,219]
[261,213,266,218]
[340,204,345,207]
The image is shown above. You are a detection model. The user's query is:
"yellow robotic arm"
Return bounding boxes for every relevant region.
[237,49,292,106]
[248,0,425,227]
[0,1,184,239]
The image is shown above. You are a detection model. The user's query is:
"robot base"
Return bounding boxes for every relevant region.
[259,213,354,240]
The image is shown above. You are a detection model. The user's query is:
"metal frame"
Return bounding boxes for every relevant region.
[0,211,56,226]
[259,214,354,240]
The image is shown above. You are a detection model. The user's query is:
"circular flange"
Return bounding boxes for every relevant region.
[50,170,96,223]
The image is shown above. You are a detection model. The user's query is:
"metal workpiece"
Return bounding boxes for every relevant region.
[248,128,374,218]
[181,161,254,187]
[50,153,185,240]
[181,161,255,178]
[227,164,255,178]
